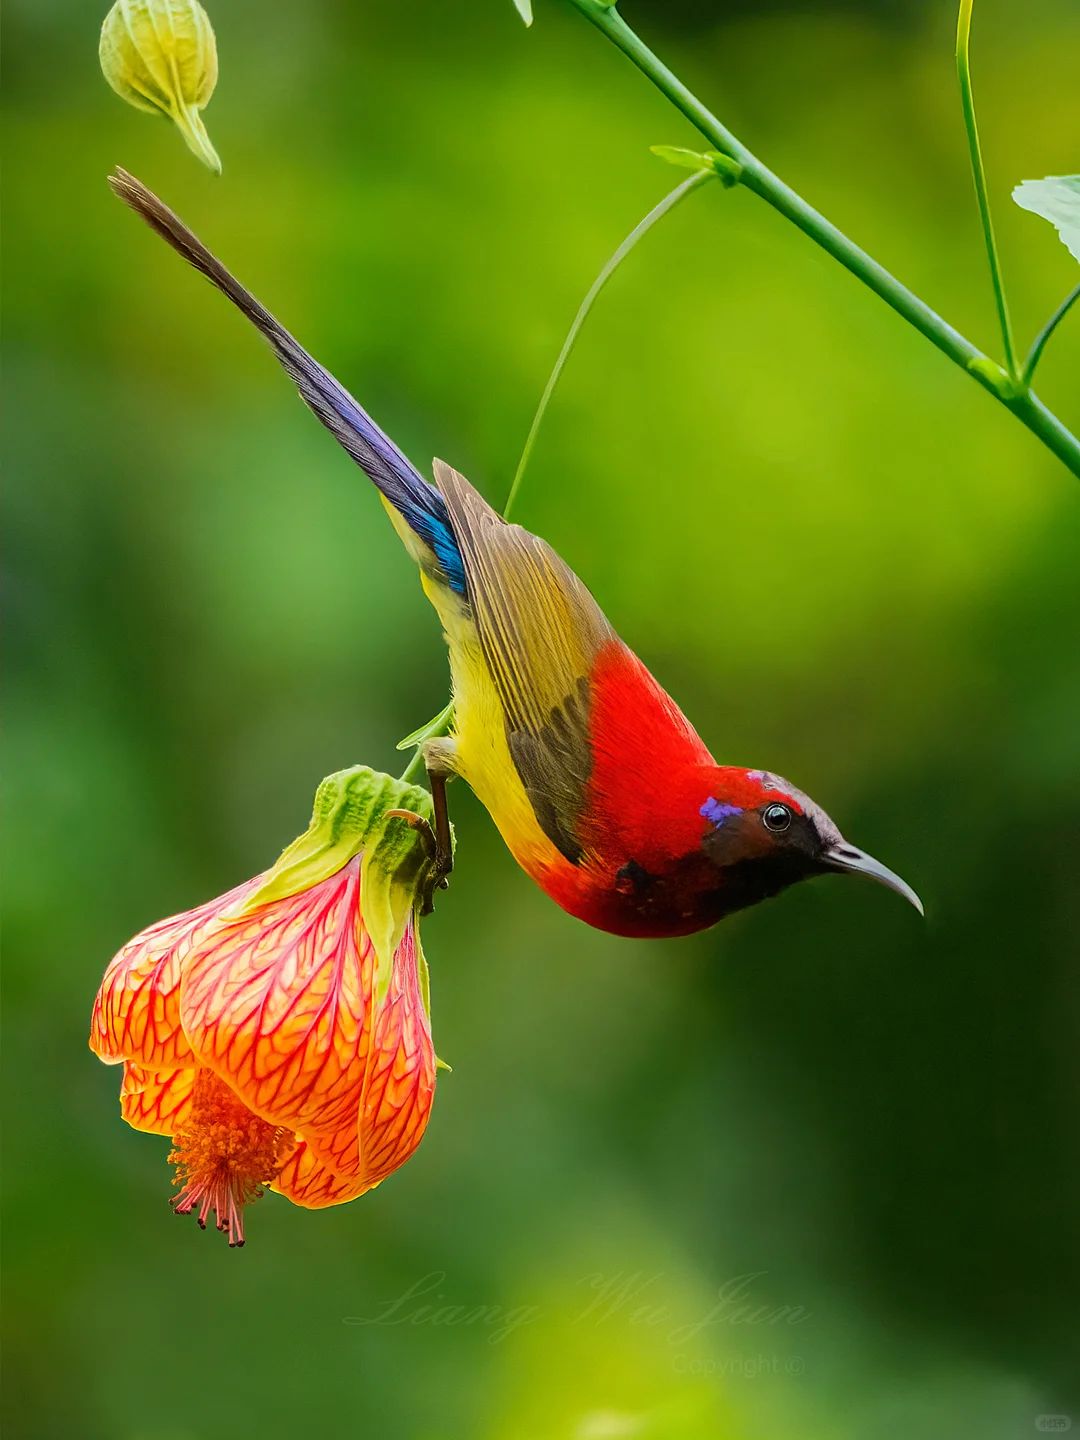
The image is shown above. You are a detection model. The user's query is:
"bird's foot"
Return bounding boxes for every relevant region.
[385,809,452,916]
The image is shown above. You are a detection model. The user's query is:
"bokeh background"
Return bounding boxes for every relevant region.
[5,0,1079,1435]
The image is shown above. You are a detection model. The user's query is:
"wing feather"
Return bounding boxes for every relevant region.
[433,460,615,862]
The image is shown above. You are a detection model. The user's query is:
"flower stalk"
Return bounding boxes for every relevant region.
[956,0,1017,380]
[504,166,715,521]
[1022,283,1080,387]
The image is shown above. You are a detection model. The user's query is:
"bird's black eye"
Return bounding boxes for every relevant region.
[762,803,792,833]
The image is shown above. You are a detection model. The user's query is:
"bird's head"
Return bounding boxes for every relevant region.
[698,768,923,917]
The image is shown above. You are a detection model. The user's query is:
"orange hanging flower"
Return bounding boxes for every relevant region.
[90,767,445,1245]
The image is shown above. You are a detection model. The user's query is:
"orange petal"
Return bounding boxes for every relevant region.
[271,1136,369,1209]
[90,876,262,1067]
[120,1062,196,1135]
[287,919,436,1187]
[358,921,435,1188]
[179,857,374,1139]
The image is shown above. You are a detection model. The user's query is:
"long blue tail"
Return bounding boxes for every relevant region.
[109,168,467,594]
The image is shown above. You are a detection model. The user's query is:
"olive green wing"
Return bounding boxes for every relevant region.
[433,459,615,864]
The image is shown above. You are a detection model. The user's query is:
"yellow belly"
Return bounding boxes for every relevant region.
[420,573,557,879]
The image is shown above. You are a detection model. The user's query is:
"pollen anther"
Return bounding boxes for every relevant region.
[169,1068,294,1246]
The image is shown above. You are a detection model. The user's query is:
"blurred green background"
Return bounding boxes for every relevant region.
[4,0,1079,1436]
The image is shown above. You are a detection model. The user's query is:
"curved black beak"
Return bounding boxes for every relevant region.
[823,842,924,916]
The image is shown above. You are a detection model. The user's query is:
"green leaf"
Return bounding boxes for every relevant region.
[513,0,533,25]
[1012,175,1080,264]
[650,144,710,170]
[396,700,455,751]
[650,145,742,187]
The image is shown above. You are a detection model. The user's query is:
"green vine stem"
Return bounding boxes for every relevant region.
[504,166,714,519]
[1023,282,1080,387]
[956,0,1017,379]
[565,0,1080,481]
[398,0,1079,786]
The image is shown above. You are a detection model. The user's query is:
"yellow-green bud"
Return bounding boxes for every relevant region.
[99,0,221,173]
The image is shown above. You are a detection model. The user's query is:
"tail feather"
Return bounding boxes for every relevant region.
[109,168,466,593]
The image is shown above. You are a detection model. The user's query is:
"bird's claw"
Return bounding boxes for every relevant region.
[386,808,436,858]
[385,809,452,915]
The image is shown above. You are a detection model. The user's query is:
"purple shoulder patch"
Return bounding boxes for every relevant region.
[700,798,743,827]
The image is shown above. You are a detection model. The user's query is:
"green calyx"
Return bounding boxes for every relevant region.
[240,766,449,1002]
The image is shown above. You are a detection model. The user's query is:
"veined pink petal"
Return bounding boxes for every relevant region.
[272,1136,368,1209]
[90,876,263,1068]
[120,1062,196,1135]
[280,918,436,1190]
[357,920,436,1188]
[179,857,375,1140]
[268,920,435,1208]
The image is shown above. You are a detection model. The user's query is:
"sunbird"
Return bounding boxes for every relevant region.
[110,169,923,938]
